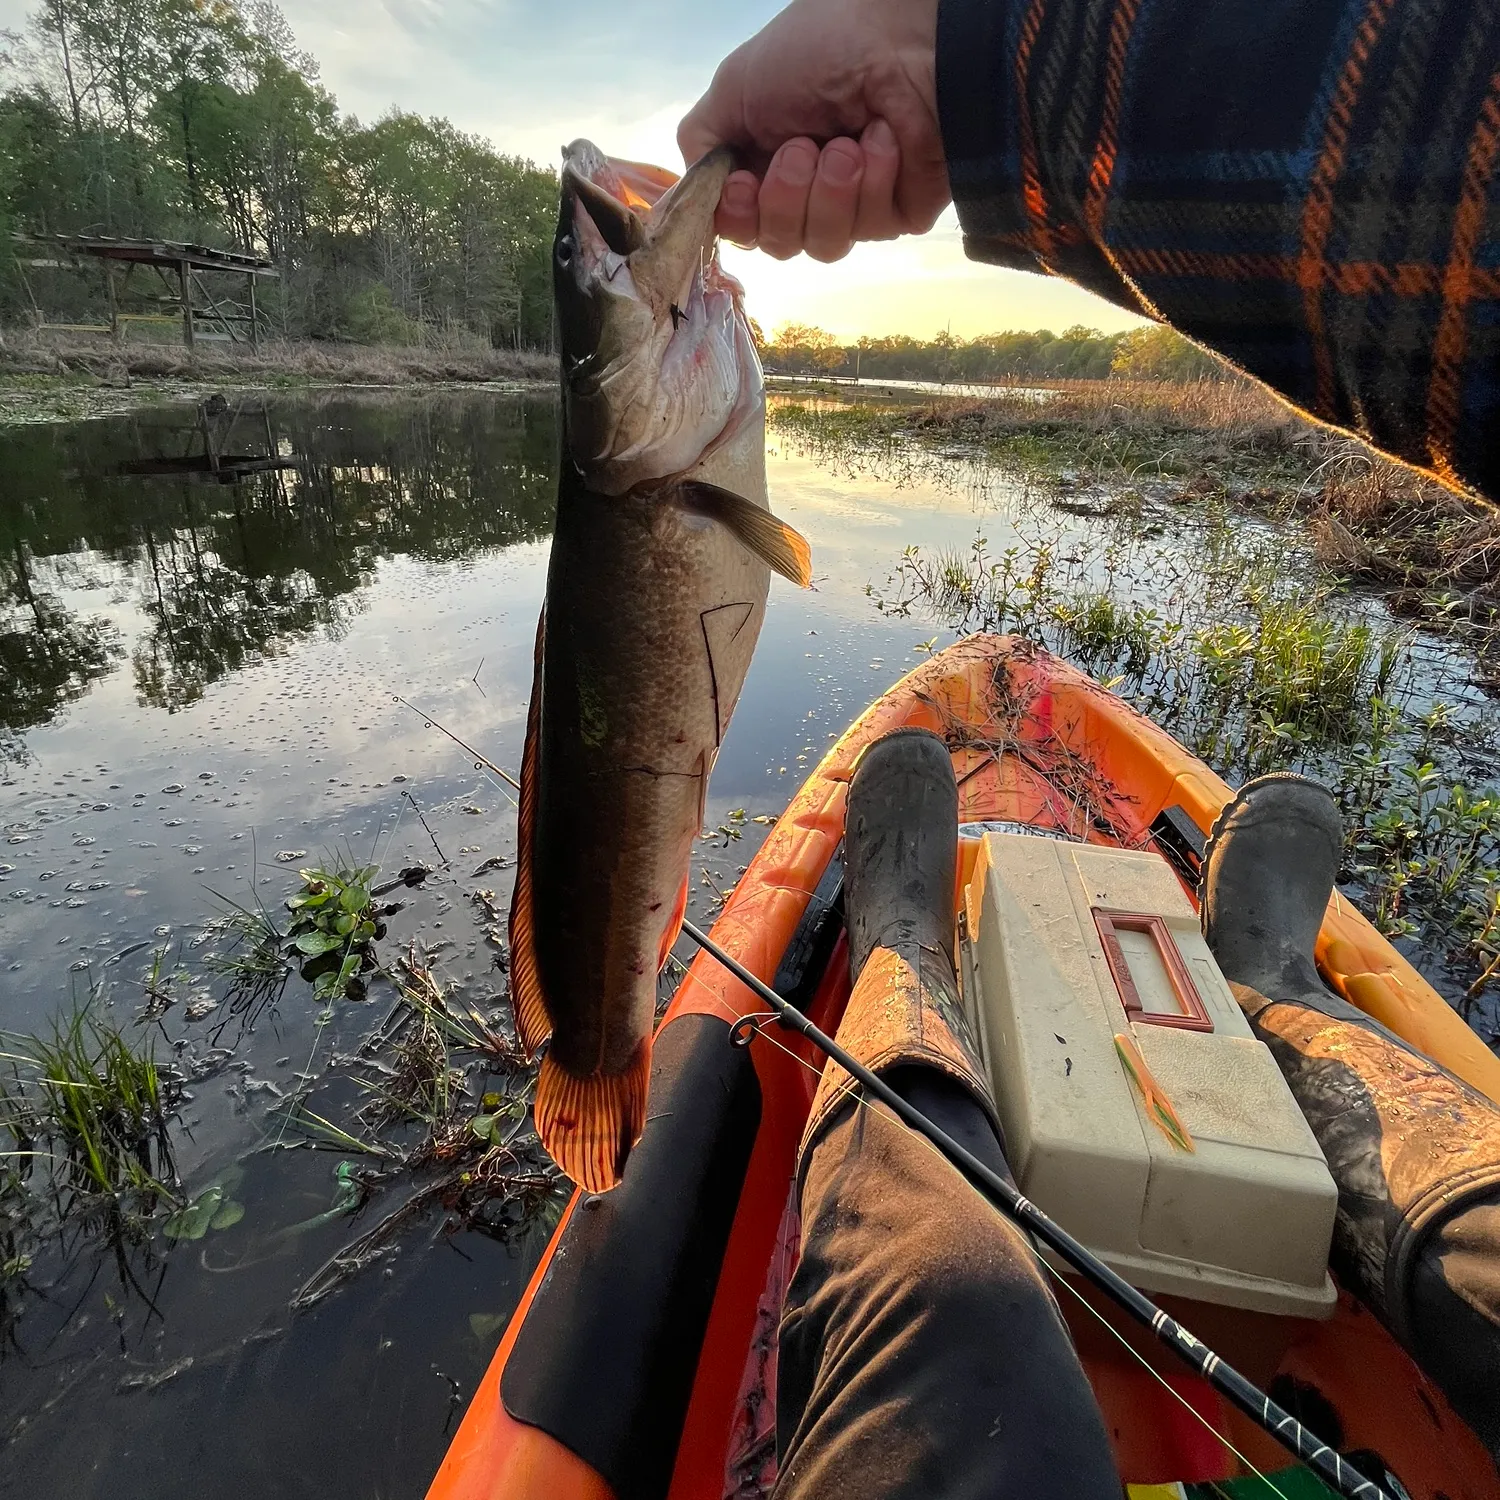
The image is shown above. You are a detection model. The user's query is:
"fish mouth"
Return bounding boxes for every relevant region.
[556,140,763,496]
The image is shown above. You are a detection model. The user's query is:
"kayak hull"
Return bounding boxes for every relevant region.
[430,634,1500,1500]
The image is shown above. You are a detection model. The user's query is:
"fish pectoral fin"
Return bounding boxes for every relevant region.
[534,1043,652,1193]
[675,481,813,589]
[657,873,692,972]
[508,607,553,1057]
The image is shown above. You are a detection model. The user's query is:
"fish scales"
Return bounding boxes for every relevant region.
[509,141,809,1191]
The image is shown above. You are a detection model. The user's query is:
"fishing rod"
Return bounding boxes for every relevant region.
[396,695,1390,1496]
[679,916,1396,1500]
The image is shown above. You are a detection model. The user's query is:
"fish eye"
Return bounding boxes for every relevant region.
[556,236,575,266]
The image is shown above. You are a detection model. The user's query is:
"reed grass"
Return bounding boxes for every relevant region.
[869,521,1500,998]
[0,1000,181,1296]
[772,382,1500,658]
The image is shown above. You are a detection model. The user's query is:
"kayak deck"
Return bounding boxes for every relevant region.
[430,634,1500,1500]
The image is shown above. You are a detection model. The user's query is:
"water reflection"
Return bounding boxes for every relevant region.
[0,543,121,760]
[0,392,557,744]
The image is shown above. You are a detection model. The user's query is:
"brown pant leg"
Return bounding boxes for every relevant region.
[772,1077,1121,1500]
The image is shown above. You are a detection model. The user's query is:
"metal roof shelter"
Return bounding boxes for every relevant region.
[15,235,279,351]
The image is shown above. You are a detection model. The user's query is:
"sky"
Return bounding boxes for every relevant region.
[0,0,1146,341]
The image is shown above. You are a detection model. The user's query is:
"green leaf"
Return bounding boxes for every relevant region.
[470,1114,498,1143]
[209,1198,245,1231]
[163,1185,224,1241]
[295,931,343,956]
[334,912,356,936]
[340,886,366,912]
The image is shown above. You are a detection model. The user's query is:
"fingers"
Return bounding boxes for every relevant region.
[755,138,818,259]
[852,119,901,241]
[803,138,864,262]
[737,136,881,261]
[716,171,761,247]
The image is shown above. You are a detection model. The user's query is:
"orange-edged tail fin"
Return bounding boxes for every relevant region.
[656,874,691,973]
[534,1042,652,1193]
[508,608,552,1058]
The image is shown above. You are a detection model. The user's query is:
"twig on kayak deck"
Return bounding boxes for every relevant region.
[679,917,1395,1500]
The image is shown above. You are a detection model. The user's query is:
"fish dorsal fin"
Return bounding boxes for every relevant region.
[533,1041,651,1193]
[508,608,553,1057]
[676,481,813,588]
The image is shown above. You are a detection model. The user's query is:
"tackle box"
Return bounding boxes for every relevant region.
[959,831,1338,1318]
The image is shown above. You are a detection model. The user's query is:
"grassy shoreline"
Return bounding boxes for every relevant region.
[0,332,554,422]
[769,376,1500,669]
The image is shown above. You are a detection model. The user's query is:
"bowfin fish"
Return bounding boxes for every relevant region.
[509,140,810,1192]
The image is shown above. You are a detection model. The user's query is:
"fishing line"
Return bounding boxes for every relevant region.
[428,700,1374,1494]
[662,951,1293,1500]
[677,917,1394,1500]
[391,694,522,798]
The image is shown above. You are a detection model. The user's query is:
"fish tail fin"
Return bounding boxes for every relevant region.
[534,1042,651,1193]
[656,874,691,972]
[508,608,552,1057]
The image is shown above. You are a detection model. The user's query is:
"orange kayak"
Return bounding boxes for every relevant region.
[429,635,1500,1500]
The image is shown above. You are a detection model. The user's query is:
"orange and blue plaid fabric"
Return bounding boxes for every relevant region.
[938,0,1500,502]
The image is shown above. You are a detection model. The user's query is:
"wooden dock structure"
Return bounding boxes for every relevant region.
[15,236,279,351]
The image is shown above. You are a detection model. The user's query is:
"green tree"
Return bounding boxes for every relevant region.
[1111,325,1226,381]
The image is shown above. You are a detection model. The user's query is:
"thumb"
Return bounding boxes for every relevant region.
[678,49,749,166]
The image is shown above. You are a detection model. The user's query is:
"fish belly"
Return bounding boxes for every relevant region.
[513,464,769,1189]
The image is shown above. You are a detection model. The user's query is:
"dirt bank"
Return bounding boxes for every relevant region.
[0,332,554,423]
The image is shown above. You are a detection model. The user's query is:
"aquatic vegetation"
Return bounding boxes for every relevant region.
[871,521,1500,997]
[270,945,560,1310]
[161,1166,246,1241]
[205,891,292,1021]
[205,859,383,1035]
[871,528,1405,774]
[0,1001,181,1296]
[285,861,382,1003]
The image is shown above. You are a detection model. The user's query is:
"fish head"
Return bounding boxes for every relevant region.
[555,139,763,496]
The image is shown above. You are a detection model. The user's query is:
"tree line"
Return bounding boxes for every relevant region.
[0,0,558,347]
[760,322,1228,383]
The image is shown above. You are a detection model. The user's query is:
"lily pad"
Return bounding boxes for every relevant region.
[295,931,343,957]
[163,1185,223,1241]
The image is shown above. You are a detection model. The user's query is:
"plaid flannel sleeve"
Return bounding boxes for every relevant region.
[937,0,1500,502]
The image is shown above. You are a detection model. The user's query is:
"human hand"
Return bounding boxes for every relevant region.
[676,0,948,263]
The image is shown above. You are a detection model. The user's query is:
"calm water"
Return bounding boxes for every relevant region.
[0,388,1070,1497]
[0,388,1494,1496]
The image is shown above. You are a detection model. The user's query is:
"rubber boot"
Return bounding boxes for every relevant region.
[798,727,1000,1168]
[1203,773,1500,1459]
[775,728,1122,1500]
